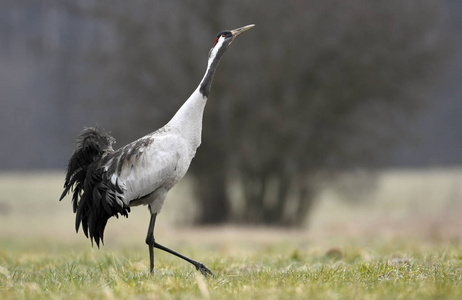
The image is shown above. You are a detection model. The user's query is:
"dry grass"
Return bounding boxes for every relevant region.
[1,168,462,299]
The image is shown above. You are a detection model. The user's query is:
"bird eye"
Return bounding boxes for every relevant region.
[222,34,225,37]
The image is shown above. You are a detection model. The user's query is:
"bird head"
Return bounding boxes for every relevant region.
[200,24,254,96]
[213,24,255,48]
[207,24,255,62]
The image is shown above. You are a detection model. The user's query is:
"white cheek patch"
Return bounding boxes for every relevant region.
[209,36,226,65]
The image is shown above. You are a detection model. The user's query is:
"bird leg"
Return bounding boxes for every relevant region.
[145,212,213,277]
[145,213,157,274]
[154,241,214,277]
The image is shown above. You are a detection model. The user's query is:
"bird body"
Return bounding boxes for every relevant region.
[118,126,197,213]
[60,24,255,276]
[99,80,209,214]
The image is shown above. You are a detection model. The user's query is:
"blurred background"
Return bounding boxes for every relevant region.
[0,0,461,244]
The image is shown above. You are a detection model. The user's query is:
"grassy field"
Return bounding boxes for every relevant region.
[1,169,462,299]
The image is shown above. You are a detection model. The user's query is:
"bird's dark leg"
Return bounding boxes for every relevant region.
[145,212,157,274]
[154,242,214,277]
[145,212,213,276]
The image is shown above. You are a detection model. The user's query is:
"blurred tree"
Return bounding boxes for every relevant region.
[193,0,451,225]
[63,0,450,226]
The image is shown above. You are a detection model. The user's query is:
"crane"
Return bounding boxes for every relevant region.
[59,24,254,276]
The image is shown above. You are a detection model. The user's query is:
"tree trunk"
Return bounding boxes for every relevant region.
[194,172,229,224]
[262,174,290,225]
[241,174,265,224]
[292,185,314,226]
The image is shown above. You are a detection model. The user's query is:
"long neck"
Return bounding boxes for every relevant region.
[166,42,228,149]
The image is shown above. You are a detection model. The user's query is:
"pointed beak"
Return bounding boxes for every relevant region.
[230,24,255,37]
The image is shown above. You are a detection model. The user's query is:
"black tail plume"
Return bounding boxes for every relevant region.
[60,127,115,204]
[60,127,128,247]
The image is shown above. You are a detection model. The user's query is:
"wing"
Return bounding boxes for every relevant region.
[61,127,186,248]
[101,132,185,205]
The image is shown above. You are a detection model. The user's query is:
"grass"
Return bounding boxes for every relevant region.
[1,240,462,299]
[1,170,462,299]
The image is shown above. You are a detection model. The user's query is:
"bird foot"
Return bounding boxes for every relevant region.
[195,262,214,277]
